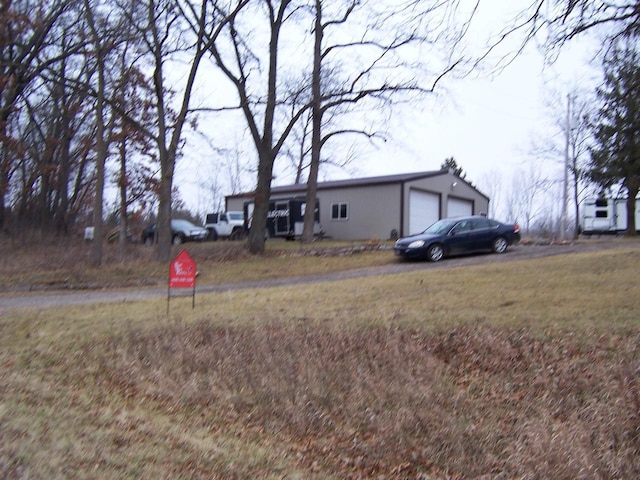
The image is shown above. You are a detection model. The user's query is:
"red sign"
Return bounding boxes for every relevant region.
[169,250,196,289]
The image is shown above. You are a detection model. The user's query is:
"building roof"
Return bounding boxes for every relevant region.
[228,168,475,198]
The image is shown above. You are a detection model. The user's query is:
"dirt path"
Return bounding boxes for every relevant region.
[0,240,637,311]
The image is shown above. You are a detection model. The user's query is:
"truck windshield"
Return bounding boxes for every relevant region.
[228,212,244,221]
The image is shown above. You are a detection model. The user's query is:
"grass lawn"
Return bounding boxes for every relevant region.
[0,239,396,290]
[1,244,639,478]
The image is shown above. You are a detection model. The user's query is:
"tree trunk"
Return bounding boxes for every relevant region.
[54,110,72,236]
[118,139,129,247]
[244,1,291,254]
[147,0,210,262]
[301,0,322,244]
[572,172,580,239]
[86,0,107,267]
[247,146,275,253]
[89,74,107,267]
[571,143,580,240]
[156,149,174,262]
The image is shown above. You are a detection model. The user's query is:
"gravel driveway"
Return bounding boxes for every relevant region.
[0,240,637,311]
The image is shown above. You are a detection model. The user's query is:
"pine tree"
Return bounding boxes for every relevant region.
[590,45,640,235]
[441,157,469,183]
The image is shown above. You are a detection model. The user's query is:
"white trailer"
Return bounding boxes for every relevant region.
[244,197,322,240]
[580,197,640,235]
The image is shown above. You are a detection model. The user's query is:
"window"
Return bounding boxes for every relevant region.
[471,218,491,229]
[453,220,472,233]
[331,202,348,220]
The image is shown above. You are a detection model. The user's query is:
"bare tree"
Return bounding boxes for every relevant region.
[0,0,78,232]
[2,1,105,242]
[567,93,593,238]
[477,169,505,219]
[497,1,640,64]
[286,102,354,185]
[116,0,245,261]
[528,88,594,238]
[302,0,323,243]
[107,2,158,248]
[298,0,478,242]
[13,41,95,239]
[46,33,94,238]
[204,0,311,254]
[84,0,112,267]
[507,163,552,233]
[84,0,155,265]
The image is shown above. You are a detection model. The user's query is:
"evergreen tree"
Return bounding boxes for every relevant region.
[441,157,469,183]
[590,45,640,235]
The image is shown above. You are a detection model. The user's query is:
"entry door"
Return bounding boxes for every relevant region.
[274,201,290,235]
[409,190,439,234]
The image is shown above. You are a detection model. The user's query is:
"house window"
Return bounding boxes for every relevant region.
[331,202,348,220]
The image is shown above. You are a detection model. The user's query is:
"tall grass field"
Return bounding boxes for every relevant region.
[1,244,639,479]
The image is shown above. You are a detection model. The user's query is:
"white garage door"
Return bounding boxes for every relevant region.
[447,197,473,218]
[409,190,439,234]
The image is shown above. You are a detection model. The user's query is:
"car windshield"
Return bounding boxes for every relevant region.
[228,212,244,221]
[172,219,197,229]
[423,219,458,235]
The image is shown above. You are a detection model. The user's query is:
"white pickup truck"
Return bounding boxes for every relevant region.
[204,211,247,240]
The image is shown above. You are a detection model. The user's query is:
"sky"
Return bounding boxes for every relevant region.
[168,0,603,222]
[359,35,601,194]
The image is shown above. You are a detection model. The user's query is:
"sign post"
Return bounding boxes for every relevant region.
[168,249,197,313]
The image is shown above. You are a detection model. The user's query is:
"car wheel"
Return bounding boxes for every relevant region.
[172,234,184,246]
[209,229,218,241]
[427,244,444,262]
[492,236,508,254]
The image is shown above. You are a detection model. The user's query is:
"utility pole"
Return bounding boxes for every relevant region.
[561,94,571,241]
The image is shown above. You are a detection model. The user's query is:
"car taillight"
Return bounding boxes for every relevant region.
[514,224,520,234]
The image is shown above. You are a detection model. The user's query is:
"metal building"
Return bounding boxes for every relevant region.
[225,169,490,241]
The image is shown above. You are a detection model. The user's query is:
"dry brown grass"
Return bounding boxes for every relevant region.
[0,238,394,290]
[1,246,639,479]
[93,322,640,479]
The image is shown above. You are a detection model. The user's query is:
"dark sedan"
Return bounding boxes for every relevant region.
[394,216,521,262]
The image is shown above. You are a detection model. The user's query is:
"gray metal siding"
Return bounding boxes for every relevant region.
[226,197,247,212]
[317,183,401,240]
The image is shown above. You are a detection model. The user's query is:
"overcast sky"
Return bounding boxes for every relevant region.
[360,34,600,182]
[168,0,603,219]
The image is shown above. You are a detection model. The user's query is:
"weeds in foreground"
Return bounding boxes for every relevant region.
[2,247,639,478]
[92,322,640,479]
